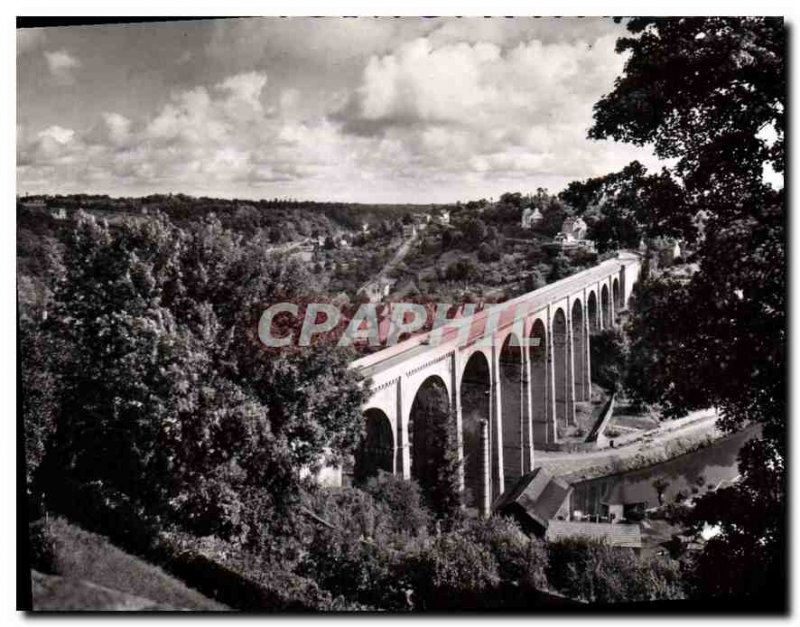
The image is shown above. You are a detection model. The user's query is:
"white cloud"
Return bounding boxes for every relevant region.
[44,49,80,83]
[336,33,657,190]
[18,19,662,202]
[103,113,132,146]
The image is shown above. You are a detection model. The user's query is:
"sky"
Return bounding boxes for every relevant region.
[17,17,664,204]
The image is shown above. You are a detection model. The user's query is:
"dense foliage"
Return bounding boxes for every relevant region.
[26,212,368,548]
[589,17,785,606]
[546,537,685,603]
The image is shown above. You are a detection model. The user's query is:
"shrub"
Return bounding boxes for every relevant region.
[546,537,685,603]
[302,486,394,545]
[477,242,500,262]
[400,533,500,610]
[159,527,367,611]
[461,516,548,589]
[298,526,397,609]
[362,472,430,540]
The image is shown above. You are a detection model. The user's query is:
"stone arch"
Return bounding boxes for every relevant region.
[587,290,599,333]
[459,350,491,510]
[353,408,394,483]
[601,284,611,328]
[500,332,524,487]
[408,375,452,503]
[572,299,587,402]
[552,308,571,431]
[529,318,550,445]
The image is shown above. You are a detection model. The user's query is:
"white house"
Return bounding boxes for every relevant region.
[521,207,543,229]
[561,216,588,241]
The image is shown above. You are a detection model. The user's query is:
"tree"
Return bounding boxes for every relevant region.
[546,537,684,603]
[463,218,488,245]
[401,533,500,610]
[590,328,628,393]
[589,17,784,607]
[537,197,571,237]
[547,255,573,283]
[446,258,479,283]
[477,242,499,263]
[559,162,689,252]
[524,270,545,292]
[36,212,368,547]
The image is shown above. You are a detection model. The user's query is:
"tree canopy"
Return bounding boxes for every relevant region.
[590,17,784,606]
[31,212,368,547]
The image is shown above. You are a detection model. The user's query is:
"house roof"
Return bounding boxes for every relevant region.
[545,521,643,548]
[496,467,572,530]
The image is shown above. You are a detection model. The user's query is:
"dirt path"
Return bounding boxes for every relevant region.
[359,232,417,297]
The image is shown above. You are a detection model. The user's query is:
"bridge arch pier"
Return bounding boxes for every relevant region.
[350,254,643,505]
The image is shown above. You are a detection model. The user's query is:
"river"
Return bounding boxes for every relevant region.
[568,424,761,519]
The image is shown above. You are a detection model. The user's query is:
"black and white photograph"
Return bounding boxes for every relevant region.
[12,7,789,615]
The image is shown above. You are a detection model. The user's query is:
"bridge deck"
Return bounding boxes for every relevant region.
[352,252,640,381]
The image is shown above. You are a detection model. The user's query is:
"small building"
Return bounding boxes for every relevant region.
[545,520,643,550]
[561,216,588,241]
[402,224,417,238]
[546,216,595,252]
[437,210,450,226]
[50,207,67,220]
[496,468,573,536]
[521,206,543,229]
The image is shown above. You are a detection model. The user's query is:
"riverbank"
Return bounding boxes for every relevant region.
[534,410,725,481]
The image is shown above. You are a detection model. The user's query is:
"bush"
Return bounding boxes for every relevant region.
[477,242,500,262]
[297,485,412,608]
[362,473,431,540]
[590,327,628,392]
[461,516,548,589]
[298,527,397,609]
[159,528,367,611]
[546,537,684,603]
[400,533,500,610]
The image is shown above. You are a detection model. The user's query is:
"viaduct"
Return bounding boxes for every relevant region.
[349,252,643,512]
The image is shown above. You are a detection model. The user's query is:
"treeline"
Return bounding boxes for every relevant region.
[17,193,442,233]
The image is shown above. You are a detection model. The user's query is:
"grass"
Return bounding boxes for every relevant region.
[29,517,226,611]
[560,432,718,482]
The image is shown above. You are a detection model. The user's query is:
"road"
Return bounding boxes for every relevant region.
[359,231,417,299]
[534,409,720,478]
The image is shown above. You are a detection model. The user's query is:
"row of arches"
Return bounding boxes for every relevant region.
[354,276,624,509]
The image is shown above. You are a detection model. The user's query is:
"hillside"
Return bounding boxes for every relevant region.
[27,518,226,611]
